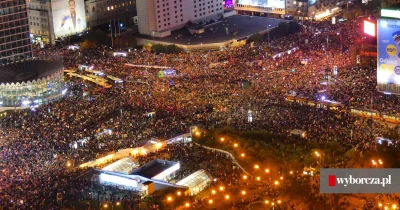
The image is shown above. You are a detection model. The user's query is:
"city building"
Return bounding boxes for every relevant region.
[27,0,54,45]
[0,59,65,107]
[97,158,211,197]
[232,0,344,20]
[233,0,286,18]
[137,0,224,37]
[0,0,32,65]
[84,0,136,29]
[27,0,87,45]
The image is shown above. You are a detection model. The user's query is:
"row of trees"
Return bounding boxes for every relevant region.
[80,30,138,49]
[247,21,302,44]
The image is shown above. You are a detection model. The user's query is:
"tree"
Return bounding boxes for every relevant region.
[152,44,166,54]
[84,30,108,45]
[127,36,137,48]
[80,40,97,49]
[165,45,183,54]
[247,33,263,44]
[114,36,128,48]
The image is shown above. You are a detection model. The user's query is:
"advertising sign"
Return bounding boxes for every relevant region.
[364,20,376,37]
[236,0,284,9]
[51,0,87,37]
[381,9,400,19]
[377,19,400,93]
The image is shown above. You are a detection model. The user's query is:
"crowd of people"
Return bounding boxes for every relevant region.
[1,13,399,209]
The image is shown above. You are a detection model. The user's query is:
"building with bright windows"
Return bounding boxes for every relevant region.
[84,0,136,29]
[137,0,224,37]
[27,0,88,45]
[233,0,286,17]
[0,59,65,107]
[0,0,32,65]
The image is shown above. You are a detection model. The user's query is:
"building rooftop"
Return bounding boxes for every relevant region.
[137,15,288,45]
[102,157,138,174]
[0,59,63,84]
[132,159,177,179]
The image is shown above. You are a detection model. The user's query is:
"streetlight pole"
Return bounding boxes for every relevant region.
[267,24,271,46]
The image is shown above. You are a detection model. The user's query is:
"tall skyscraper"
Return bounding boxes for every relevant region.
[0,0,32,65]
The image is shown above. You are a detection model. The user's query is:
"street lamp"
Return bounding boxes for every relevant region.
[265,200,269,204]
[177,191,181,196]
[254,165,259,169]
[219,186,224,191]
[208,199,213,204]
[225,195,230,200]
[185,203,190,207]
[167,196,172,202]
[234,143,238,147]
[267,24,271,45]
[241,190,246,195]
[274,181,279,185]
[211,190,216,195]
[280,176,283,180]
[243,175,248,180]
[241,153,245,157]
[290,171,293,175]
[256,176,261,181]
[220,137,225,142]
[265,169,270,173]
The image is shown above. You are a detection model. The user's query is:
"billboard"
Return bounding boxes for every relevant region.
[377,19,400,94]
[51,0,87,38]
[381,9,400,19]
[364,20,376,37]
[235,0,285,9]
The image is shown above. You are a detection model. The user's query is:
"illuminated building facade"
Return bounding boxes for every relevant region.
[0,0,32,65]
[0,59,64,107]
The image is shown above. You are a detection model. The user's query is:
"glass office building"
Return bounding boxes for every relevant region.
[0,0,32,65]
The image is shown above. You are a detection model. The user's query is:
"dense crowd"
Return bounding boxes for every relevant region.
[1,14,398,209]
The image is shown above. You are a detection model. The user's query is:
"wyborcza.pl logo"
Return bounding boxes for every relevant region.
[328,175,391,187]
[320,169,400,193]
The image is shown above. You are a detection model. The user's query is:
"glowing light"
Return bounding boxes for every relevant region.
[256,177,261,181]
[208,199,213,204]
[254,165,259,169]
[211,190,216,194]
[265,200,269,204]
[225,195,230,199]
[185,203,190,207]
[116,202,120,206]
[290,171,293,174]
[274,181,279,185]
[280,176,283,180]
[167,196,172,202]
[220,137,225,142]
[234,143,238,147]
[241,153,245,157]
[219,186,224,191]
[364,20,376,37]
[265,169,270,173]
[278,200,281,204]
[243,175,248,179]
[177,191,181,196]
[241,190,246,195]
[104,204,108,208]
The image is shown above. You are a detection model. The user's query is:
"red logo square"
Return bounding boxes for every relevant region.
[328,175,336,187]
